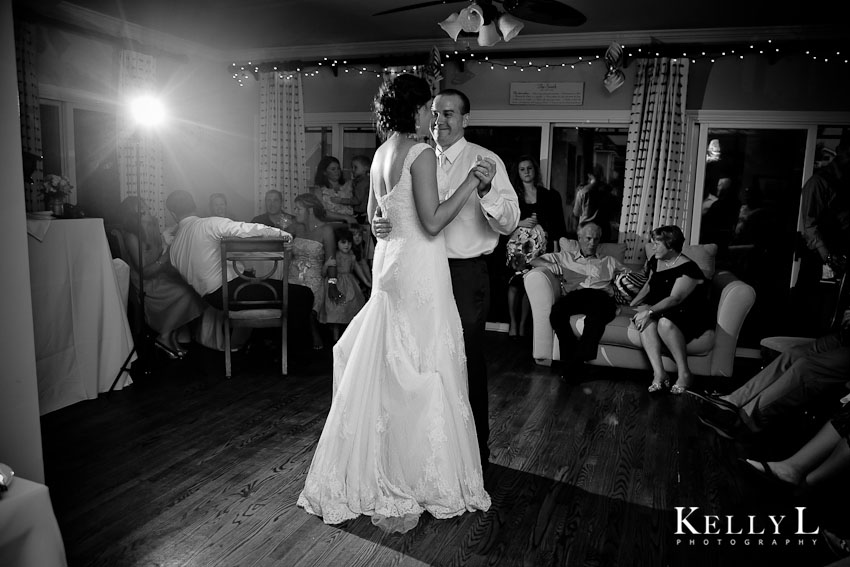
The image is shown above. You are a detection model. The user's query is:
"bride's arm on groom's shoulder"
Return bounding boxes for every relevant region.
[412,150,495,236]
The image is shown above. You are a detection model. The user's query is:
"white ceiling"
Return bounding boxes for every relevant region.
[15,0,846,55]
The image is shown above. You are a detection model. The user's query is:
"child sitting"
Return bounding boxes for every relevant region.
[323,227,369,342]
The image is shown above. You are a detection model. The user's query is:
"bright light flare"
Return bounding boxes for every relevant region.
[129,95,166,127]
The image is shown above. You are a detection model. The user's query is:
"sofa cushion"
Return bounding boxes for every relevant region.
[560,237,626,263]
[643,242,717,279]
[568,313,716,355]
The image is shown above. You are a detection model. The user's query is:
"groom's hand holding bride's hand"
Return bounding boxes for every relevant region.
[471,156,496,197]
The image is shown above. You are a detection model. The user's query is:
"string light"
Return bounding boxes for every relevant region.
[228,38,847,86]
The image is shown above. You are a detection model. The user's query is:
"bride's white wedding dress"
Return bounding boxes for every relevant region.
[297,143,490,533]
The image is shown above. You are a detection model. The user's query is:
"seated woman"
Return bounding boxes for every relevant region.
[311,156,358,226]
[119,196,207,358]
[630,225,712,394]
[505,155,567,338]
[288,193,340,350]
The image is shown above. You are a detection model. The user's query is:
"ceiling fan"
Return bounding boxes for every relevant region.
[373,0,587,28]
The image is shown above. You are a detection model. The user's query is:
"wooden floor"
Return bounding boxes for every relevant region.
[41,333,841,567]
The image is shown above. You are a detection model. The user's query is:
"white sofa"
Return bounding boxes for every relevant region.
[524,239,757,377]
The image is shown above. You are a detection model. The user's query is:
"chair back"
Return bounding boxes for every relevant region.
[219,236,290,377]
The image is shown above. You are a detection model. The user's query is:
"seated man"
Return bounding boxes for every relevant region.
[165,190,313,348]
[691,308,850,439]
[252,189,295,230]
[521,222,628,379]
[208,192,231,219]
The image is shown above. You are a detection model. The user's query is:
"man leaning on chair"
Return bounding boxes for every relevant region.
[165,189,313,351]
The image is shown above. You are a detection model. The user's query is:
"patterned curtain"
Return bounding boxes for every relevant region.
[257,71,307,216]
[15,22,42,213]
[619,57,690,263]
[118,50,166,226]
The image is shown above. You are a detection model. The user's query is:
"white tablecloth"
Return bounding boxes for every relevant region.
[0,477,68,567]
[27,218,135,415]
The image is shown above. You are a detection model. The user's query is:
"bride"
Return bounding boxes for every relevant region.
[297,74,493,533]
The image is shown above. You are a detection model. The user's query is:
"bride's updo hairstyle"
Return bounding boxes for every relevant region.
[373,74,431,139]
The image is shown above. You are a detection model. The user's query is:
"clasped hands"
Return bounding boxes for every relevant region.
[631,306,653,331]
[469,155,497,193]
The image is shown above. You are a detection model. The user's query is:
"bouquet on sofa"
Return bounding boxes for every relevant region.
[506,224,547,274]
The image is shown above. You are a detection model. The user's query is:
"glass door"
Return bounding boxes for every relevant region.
[693,126,809,347]
[550,126,628,241]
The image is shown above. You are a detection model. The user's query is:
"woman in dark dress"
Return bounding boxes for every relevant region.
[630,225,711,394]
[505,155,567,337]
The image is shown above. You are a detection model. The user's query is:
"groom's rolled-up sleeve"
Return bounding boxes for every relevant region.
[478,152,519,236]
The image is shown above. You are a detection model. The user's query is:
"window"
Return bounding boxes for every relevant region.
[304,126,332,185]
[39,99,121,224]
[341,126,379,181]
[690,117,850,348]
[551,126,628,241]
[73,108,120,223]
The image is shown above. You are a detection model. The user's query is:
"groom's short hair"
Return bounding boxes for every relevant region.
[437,88,470,115]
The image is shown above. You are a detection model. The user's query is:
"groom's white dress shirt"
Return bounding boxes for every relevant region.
[435,137,519,259]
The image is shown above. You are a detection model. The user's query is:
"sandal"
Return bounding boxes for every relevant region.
[671,374,694,395]
[154,338,183,359]
[648,377,670,393]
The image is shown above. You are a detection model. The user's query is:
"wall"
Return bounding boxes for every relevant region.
[158,56,258,221]
[689,54,850,111]
[301,50,850,115]
[301,56,636,113]
[0,0,45,483]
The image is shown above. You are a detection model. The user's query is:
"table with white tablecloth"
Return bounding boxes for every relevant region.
[27,218,135,415]
[0,477,68,567]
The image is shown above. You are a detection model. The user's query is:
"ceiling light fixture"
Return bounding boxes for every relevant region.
[438,1,524,48]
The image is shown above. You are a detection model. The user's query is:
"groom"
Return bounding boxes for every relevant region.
[431,89,519,467]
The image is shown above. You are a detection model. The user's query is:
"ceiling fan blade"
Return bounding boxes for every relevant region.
[373,1,467,17]
[502,0,586,26]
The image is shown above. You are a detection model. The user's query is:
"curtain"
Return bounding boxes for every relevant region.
[15,22,42,212]
[619,57,690,264]
[118,50,166,226]
[258,71,307,216]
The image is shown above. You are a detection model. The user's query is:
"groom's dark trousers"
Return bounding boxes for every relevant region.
[449,256,490,466]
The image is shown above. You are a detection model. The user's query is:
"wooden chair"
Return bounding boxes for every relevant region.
[220,236,290,377]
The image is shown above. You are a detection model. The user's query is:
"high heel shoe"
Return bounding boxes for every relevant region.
[154,339,184,359]
[648,378,670,393]
[671,376,693,395]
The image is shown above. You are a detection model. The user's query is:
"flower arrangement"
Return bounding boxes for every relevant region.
[506,224,548,273]
[39,174,73,201]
